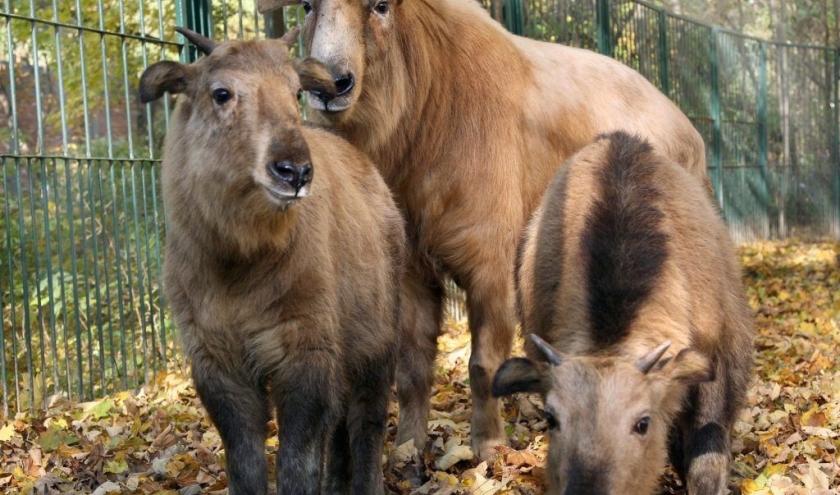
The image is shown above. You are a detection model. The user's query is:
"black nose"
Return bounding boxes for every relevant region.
[269,161,313,192]
[333,73,354,96]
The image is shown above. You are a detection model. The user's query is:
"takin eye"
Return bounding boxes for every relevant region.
[212,88,232,105]
[373,0,389,15]
[301,0,313,15]
[545,410,559,431]
[633,416,650,436]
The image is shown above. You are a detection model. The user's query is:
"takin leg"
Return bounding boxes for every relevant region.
[273,349,343,495]
[191,356,271,495]
[346,350,396,495]
[465,266,517,460]
[394,259,445,452]
[683,358,744,495]
[323,418,351,495]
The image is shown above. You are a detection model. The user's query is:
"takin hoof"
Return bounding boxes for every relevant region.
[387,439,426,489]
[470,434,507,462]
[686,452,729,495]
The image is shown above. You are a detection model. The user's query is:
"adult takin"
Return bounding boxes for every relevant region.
[139,29,405,495]
[493,132,753,495]
[259,0,711,459]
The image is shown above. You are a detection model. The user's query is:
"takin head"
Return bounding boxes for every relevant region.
[258,0,399,117]
[493,335,715,495]
[138,28,336,214]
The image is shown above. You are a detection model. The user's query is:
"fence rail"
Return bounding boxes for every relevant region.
[3,0,840,416]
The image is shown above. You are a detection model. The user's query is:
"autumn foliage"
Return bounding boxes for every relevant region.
[1,240,839,494]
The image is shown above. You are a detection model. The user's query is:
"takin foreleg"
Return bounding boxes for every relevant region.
[465,265,517,460]
[191,355,272,495]
[347,350,396,495]
[323,348,395,495]
[272,348,343,495]
[394,260,445,453]
[678,356,745,495]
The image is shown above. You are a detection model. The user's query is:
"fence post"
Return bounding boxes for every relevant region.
[835,49,840,238]
[179,0,213,62]
[710,27,723,207]
[657,8,670,97]
[596,0,611,56]
[504,0,524,36]
[758,41,769,226]
[264,8,286,39]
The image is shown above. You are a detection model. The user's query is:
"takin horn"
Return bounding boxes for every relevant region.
[175,26,217,56]
[258,0,301,14]
[529,334,563,367]
[635,340,672,374]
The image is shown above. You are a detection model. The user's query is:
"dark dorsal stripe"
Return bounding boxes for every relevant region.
[582,131,668,349]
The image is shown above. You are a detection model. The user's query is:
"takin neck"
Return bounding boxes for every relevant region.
[336,0,531,188]
[167,187,300,267]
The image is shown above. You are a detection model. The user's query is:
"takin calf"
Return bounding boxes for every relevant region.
[259,0,711,459]
[493,132,753,495]
[139,28,405,495]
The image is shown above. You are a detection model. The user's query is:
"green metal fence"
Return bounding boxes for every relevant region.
[510,0,840,241]
[0,0,299,417]
[2,0,839,416]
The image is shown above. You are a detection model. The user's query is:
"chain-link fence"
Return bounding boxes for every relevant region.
[2,0,839,415]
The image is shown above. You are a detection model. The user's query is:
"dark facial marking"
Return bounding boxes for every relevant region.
[563,452,610,495]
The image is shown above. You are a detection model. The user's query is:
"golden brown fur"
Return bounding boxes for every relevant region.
[140,37,404,495]
[260,0,710,458]
[500,132,753,495]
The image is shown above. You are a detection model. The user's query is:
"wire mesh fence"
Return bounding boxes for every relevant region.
[2,0,839,416]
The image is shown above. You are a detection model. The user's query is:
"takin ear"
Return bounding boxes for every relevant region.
[279,25,301,46]
[655,348,715,386]
[293,57,337,98]
[492,357,551,397]
[139,61,192,103]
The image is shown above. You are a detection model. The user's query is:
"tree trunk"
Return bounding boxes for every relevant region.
[493,0,504,24]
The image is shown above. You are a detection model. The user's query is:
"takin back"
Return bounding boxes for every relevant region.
[494,132,753,495]
[259,0,712,459]
[139,29,405,495]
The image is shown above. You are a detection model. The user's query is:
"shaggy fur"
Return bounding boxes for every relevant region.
[499,132,753,495]
[139,37,404,495]
[260,0,710,458]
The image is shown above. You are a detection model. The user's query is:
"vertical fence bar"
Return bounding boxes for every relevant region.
[710,27,723,207]
[504,0,524,36]
[264,7,284,38]
[39,157,59,398]
[596,0,611,56]
[150,164,167,370]
[184,0,213,61]
[758,40,770,231]
[657,8,669,97]
[2,160,16,415]
[835,49,840,238]
[0,269,6,416]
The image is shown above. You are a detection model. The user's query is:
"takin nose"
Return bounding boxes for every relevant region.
[269,161,314,194]
[313,72,354,100]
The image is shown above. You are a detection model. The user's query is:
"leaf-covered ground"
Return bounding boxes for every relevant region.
[1,240,838,494]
